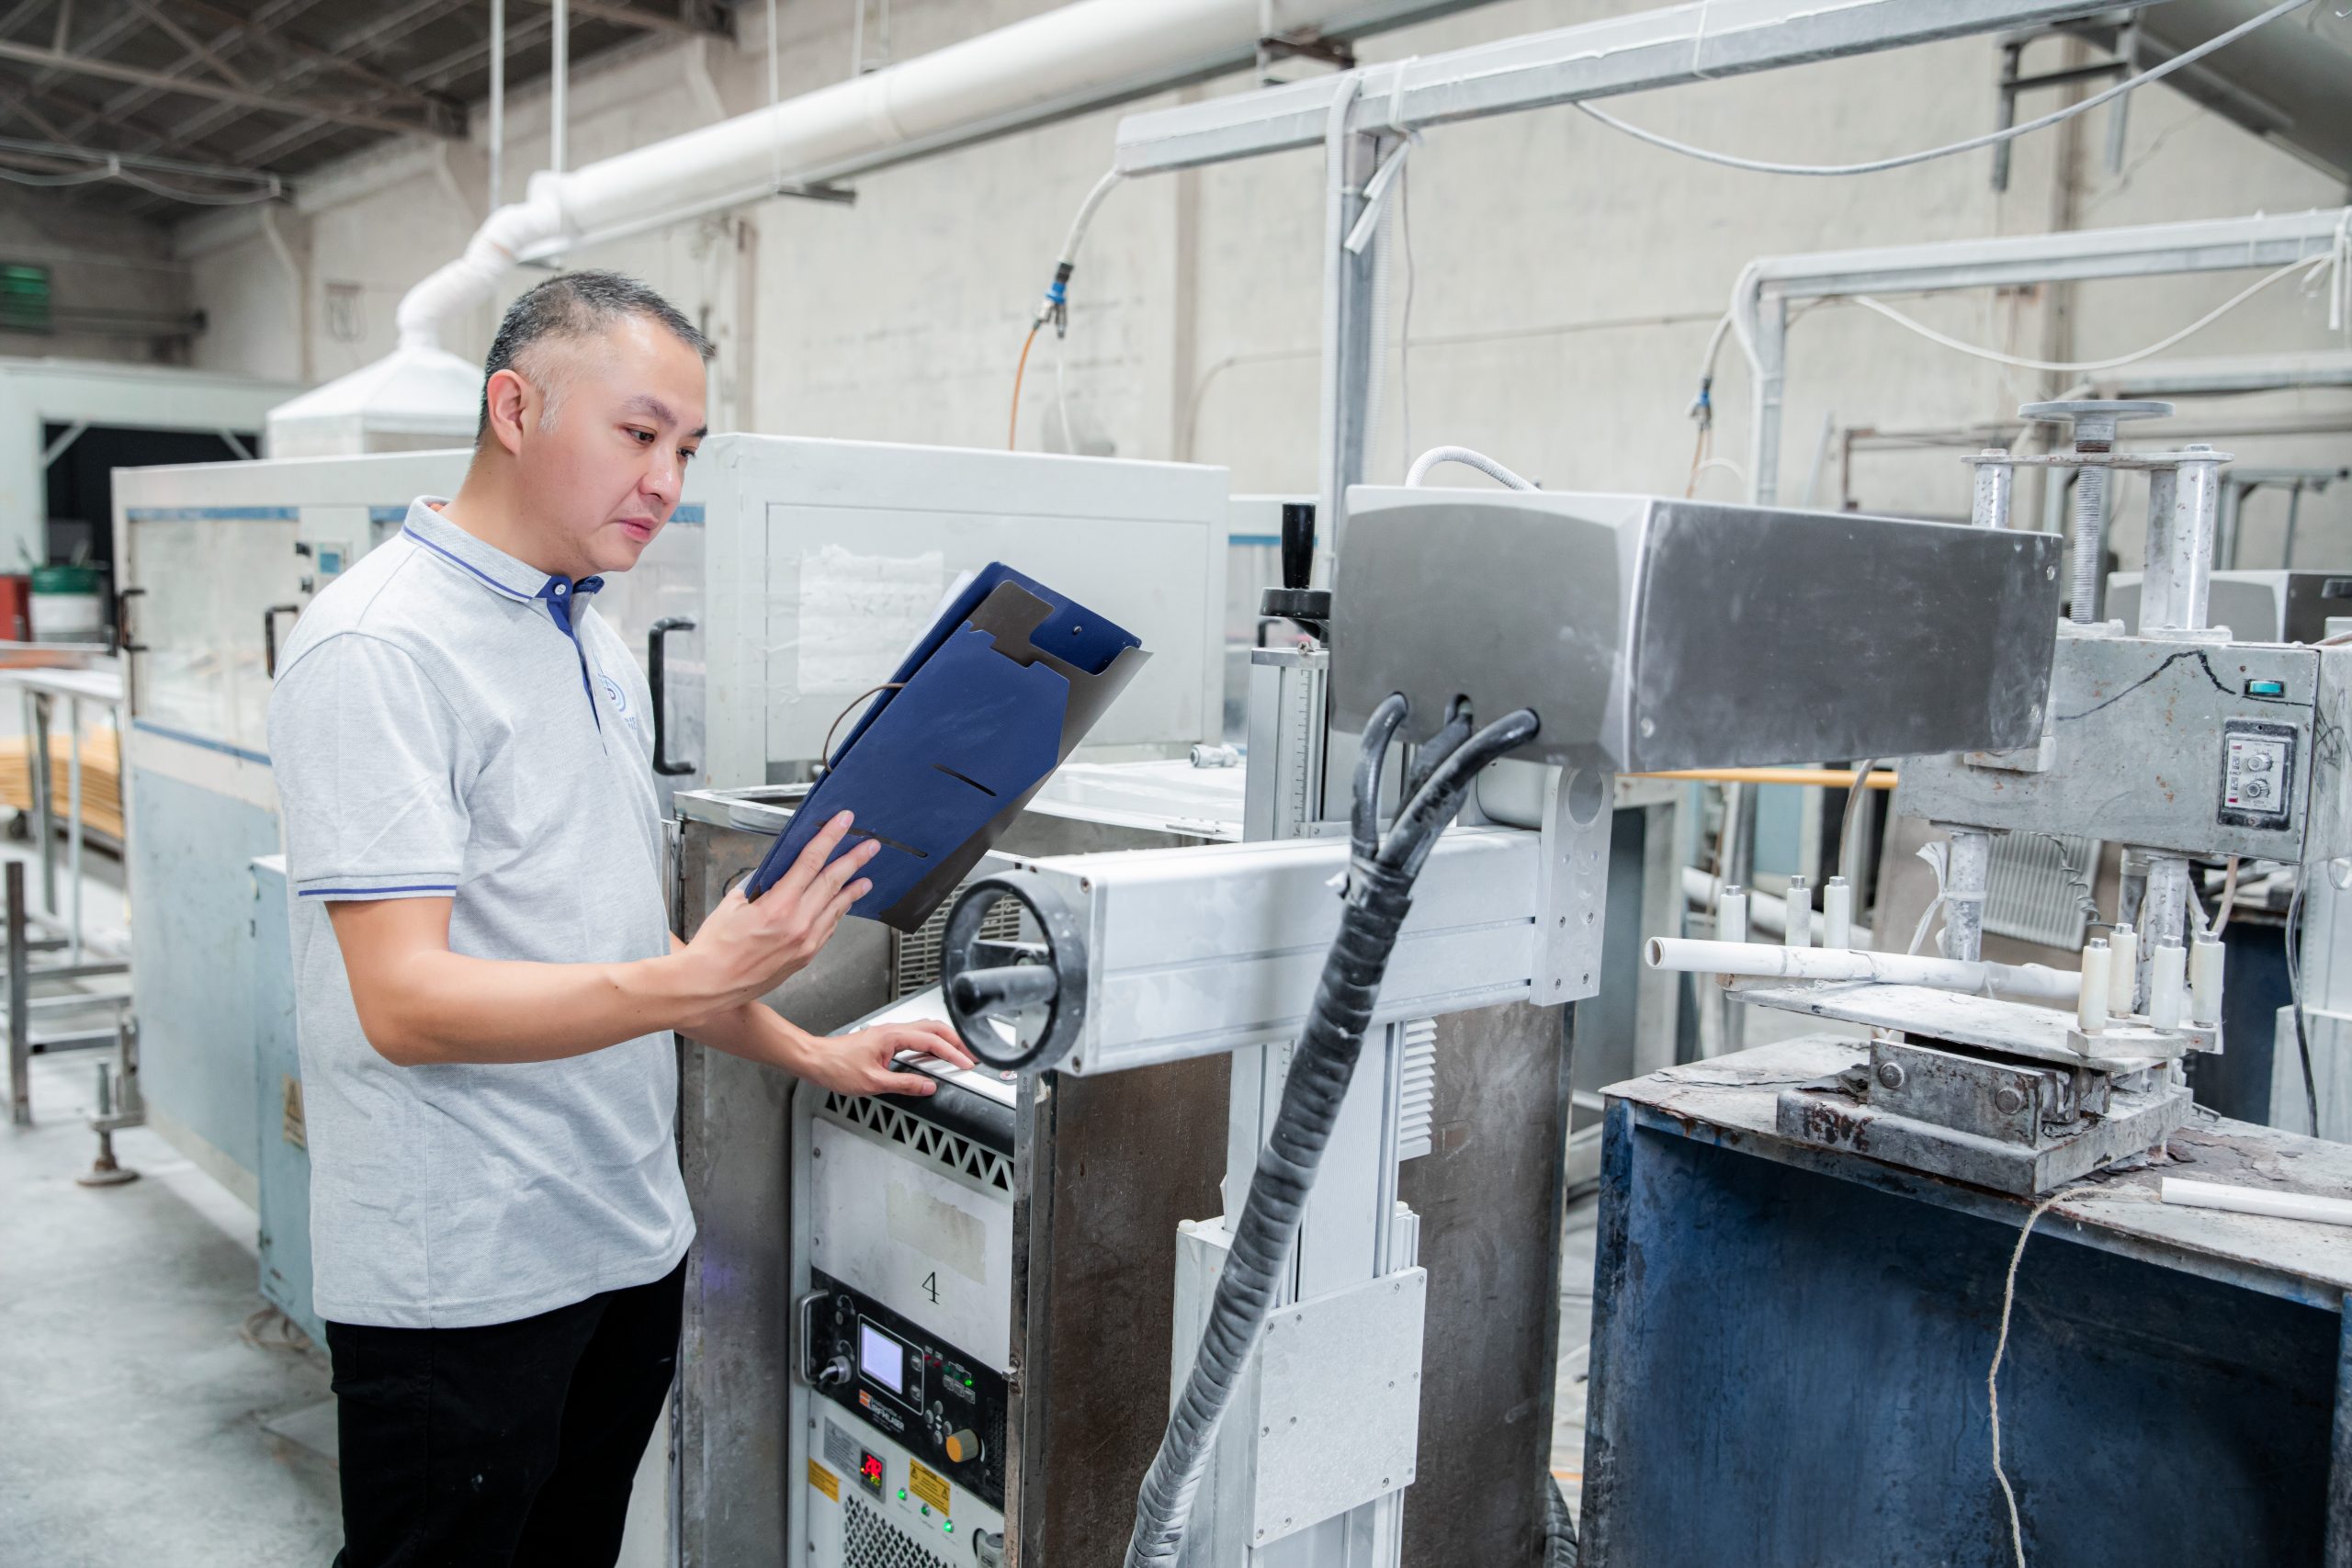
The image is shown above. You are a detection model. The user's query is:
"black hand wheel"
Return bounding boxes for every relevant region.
[939,868,1088,1074]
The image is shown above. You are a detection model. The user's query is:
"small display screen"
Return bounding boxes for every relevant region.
[859,1450,886,1497]
[859,1321,906,1395]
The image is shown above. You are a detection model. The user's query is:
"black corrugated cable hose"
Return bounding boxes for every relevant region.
[1122,695,1542,1568]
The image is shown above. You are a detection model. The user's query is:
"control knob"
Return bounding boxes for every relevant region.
[944,1428,984,1464]
[817,1355,854,1389]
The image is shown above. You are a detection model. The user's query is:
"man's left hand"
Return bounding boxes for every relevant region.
[795,1019,978,1097]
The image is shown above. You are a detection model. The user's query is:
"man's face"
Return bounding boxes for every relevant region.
[503,314,708,578]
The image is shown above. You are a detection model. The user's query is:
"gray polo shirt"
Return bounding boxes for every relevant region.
[267,498,693,1329]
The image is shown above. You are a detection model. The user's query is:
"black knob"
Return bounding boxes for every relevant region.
[817,1355,853,1389]
[1261,501,1331,636]
[1279,502,1314,591]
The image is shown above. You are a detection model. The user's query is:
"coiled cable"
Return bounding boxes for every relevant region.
[1122,697,1542,1567]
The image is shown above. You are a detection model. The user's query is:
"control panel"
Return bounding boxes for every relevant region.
[803,1269,1009,1513]
[2219,719,2296,830]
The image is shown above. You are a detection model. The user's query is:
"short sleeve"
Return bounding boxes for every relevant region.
[268,634,473,901]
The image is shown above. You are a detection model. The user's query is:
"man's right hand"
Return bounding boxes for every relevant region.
[676,811,879,1022]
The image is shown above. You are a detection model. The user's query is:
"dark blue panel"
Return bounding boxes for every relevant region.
[1583,1110,2337,1567]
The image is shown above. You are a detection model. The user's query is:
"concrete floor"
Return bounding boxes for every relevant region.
[1,1051,344,1566]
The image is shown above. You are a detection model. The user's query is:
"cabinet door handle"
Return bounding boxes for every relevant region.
[262,604,300,679]
[648,616,697,777]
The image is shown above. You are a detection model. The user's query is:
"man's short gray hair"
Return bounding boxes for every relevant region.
[477,270,713,441]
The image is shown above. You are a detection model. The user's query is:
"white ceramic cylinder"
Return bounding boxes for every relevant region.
[1824,876,1852,951]
[1785,875,1813,949]
[2150,942,2187,1030]
[2077,939,2111,1035]
[1719,886,1748,946]
[2190,935,2224,1027]
[2109,923,2138,1015]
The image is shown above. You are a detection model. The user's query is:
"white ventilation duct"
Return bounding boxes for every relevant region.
[271,0,1454,453]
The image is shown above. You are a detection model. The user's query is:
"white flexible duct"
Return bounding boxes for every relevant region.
[1646,936,2081,1008]
[396,0,1320,353]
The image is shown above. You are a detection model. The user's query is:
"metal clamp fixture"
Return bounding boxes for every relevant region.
[2016,399,2172,624]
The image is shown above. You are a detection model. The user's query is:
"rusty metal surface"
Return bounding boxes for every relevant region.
[1610,1040,2352,1305]
[1396,999,1572,1568]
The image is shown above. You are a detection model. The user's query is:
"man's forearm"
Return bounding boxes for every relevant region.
[668,932,812,1071]
[356,944,718,1066]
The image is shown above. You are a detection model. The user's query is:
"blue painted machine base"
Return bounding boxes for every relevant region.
[1581,1064,2348,1567]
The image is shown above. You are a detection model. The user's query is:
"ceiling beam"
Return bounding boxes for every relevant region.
[0,36,464,140]
[165,0,462,113]
[507,0,729,40]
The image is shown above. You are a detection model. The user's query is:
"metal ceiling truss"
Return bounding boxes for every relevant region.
[0,0,729,218]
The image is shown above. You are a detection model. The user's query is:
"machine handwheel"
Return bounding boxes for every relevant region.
[938,869,1088,1074]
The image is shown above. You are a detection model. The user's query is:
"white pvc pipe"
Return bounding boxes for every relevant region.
[1645,936,2082,1007]
[2162,1178,2352,1228]
[396,0,1313,352]
[549,0,568,177]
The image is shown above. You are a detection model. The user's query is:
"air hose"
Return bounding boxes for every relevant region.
[1122,694,1541,1568]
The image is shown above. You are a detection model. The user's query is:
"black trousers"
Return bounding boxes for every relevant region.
[325,1257,686,1568]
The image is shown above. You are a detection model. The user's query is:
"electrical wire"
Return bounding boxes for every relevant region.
[814,682,904,771]
[1007,322,1039,451]
[1988,1184,2116,1568]
[1398,157,1416,477]
[2212,855,2242,937]
[2285,873,2324,1137]
[1848,249,2339,374]
[0,155,279,204]
[1574,0,2316,178]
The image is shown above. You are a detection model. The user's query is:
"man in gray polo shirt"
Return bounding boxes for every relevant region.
[268,271,971,1568]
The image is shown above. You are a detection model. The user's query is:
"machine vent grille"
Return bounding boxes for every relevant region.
[893,892,1023,999]
[825,1093,1014,1193]
[1397,1018,1437,1160]
[844,1495,953,1568]
[1984,832,2101,951]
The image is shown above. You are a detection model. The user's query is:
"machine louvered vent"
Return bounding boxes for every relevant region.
[826,1093,1013,1193]
[1984,832,2101,950]
[1398,1018,1437,1160]
[893,889,1025,998]
[844,1496,953,1568]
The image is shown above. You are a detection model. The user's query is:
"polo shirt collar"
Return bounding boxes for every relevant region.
[401,498,604,606]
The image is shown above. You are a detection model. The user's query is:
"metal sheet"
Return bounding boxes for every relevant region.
[1396,999,1570,1568]
[1329,489,2059,771]
[1896,633,2352,861]
[1252,1270,1428,1545]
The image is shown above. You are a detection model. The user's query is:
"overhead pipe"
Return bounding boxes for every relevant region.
[393,0,1432,354]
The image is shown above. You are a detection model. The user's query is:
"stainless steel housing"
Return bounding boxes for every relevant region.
[1329,488,2063,770]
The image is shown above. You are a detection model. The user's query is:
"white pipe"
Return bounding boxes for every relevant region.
[2162,1178,2352,1228]
[396,0,1320,353]
[1645,936,2082,1007]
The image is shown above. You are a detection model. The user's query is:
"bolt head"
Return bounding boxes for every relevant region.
[1995,1086,2028,1115]
[1876,1061,1905,1090]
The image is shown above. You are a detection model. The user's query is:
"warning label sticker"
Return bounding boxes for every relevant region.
[908,1459,951,1517]
[808,1461,840,1504]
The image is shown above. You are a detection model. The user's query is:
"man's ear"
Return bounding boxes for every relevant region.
[483,367,534,457]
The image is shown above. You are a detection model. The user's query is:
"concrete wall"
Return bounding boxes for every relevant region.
[178,0,2352,561]
[0,185,192,366]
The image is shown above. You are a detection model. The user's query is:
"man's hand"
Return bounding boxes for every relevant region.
[790,1019,978,1098]
[674,810,879,1026]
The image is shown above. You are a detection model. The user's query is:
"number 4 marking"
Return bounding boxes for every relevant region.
[922,1271,940,1304]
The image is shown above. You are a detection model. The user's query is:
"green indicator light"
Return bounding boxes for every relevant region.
[944,1521,956,1534]
[2248,679,2286,697]
[921,1506,931,1517]
[898,1489,908,1501]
